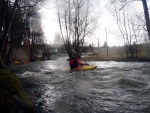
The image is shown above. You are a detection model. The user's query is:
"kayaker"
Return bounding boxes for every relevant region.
[69,56,87,70]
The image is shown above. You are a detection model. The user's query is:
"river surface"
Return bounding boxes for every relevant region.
[7,58,150,113]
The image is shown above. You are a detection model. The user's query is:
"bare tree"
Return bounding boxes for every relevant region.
[109,0,150,40]
[54,33,63,44]
[110,1,143,58]
[56,0,99,58]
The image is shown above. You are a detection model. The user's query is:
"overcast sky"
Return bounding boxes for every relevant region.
[40,0,145,47]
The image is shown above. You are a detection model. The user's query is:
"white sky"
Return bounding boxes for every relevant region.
[40,2,58,44]
[40,0,145,47]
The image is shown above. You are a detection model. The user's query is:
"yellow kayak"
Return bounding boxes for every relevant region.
[65,65,97,71]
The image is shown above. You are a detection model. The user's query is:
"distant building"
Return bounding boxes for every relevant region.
[43,48,58,60]
[50,48,57,60]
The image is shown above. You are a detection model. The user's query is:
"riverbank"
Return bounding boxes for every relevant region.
[0,68,34,113]
[82,55,150,62]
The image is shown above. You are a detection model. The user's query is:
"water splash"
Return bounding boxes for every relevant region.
[7,60,150,113]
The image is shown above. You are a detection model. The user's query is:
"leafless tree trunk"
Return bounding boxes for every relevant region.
[141,0,150,40]
[0,0,19,57]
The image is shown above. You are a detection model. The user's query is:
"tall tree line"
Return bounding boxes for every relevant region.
[0,0,44,63]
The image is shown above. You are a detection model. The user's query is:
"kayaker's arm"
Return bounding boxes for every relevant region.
[72,49,89,65]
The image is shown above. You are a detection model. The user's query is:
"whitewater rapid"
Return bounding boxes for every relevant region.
[7,60,150,113]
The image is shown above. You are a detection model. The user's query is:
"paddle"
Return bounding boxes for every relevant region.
[72,49,89,66]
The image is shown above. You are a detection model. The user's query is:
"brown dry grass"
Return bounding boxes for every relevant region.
[82,46,150,61]
[83,47,122,61]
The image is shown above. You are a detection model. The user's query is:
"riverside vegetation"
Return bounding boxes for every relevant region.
[0,57,34,113]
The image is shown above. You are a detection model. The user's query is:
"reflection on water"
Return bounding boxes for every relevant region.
[7,60,150,113]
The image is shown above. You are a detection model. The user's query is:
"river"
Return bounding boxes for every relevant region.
[7,58,150,113]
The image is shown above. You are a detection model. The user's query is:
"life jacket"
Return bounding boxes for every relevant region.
[69,58,78,70]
